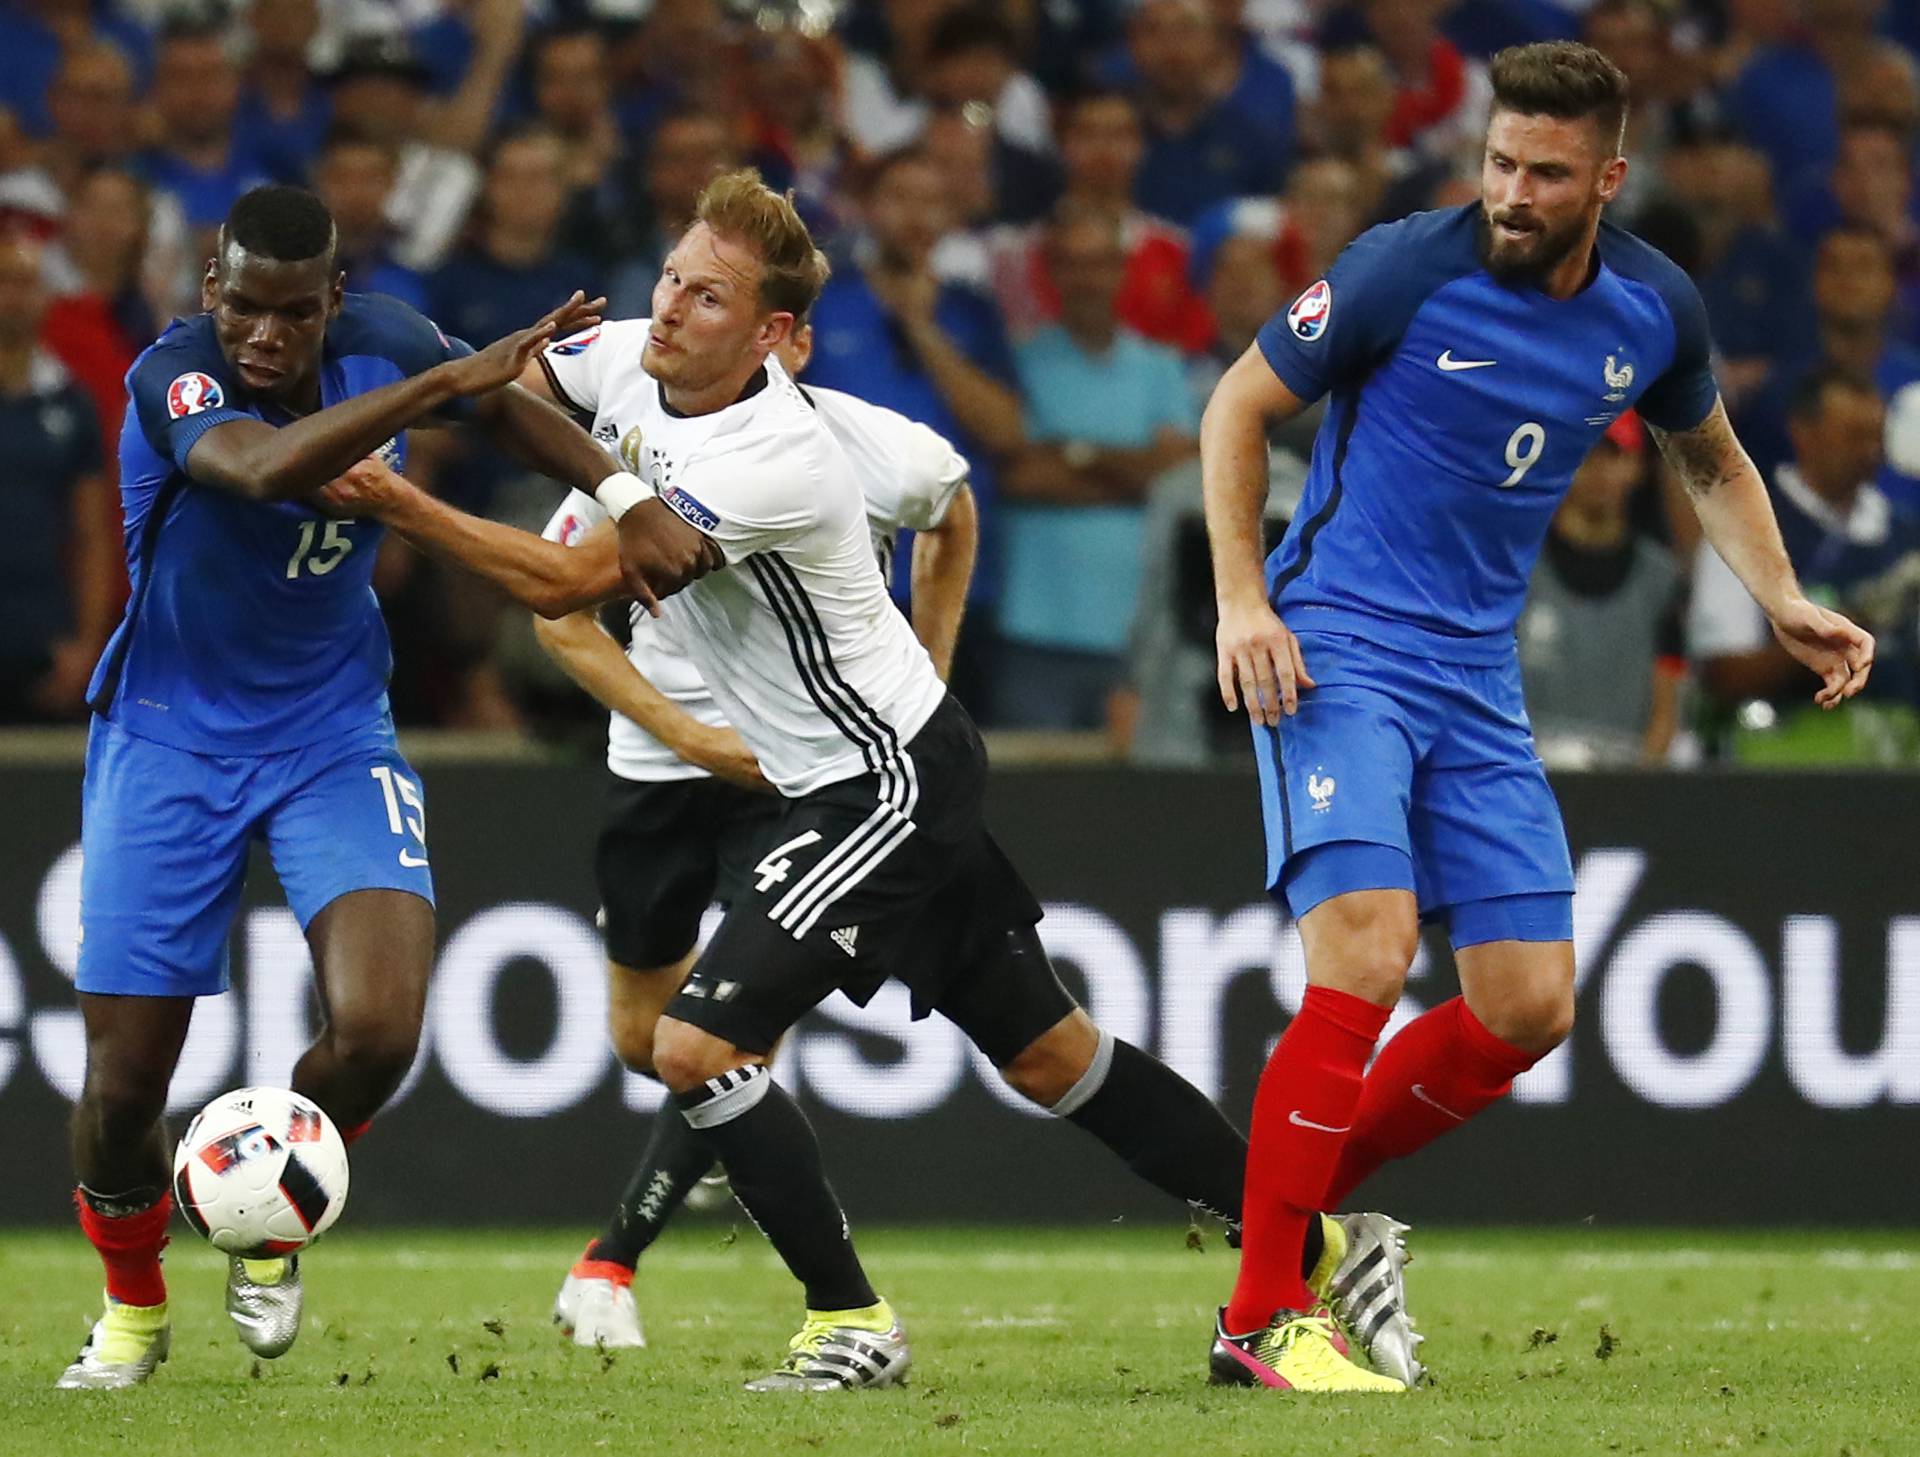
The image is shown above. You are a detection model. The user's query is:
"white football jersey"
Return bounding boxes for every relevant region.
[539,319,953,796]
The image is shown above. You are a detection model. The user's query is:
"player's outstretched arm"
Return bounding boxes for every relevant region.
[1650,399,1875,708]
[317,458,620,617]
[530,606,770,791]
[185,293,603,503]
[909,483,977,681]
[1201,344,1315,725]
[469,381,628,499]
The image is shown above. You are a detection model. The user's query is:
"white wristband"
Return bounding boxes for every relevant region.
[594,470,651,521]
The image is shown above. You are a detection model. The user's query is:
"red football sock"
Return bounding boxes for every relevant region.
[75,1190,172,1308]
[339,1119,372,1148]
[1225,986,1390,1333]
[1324,996,1542,1210]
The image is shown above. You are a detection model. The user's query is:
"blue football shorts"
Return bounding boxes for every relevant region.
[77,714,435,997]
[1250,629,1573,948]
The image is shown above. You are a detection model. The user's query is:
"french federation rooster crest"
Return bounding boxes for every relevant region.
[1603,354,1634,401]
[1308,771,1336,812]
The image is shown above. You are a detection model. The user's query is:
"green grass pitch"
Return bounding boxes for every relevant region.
[3,1224,1916,1456]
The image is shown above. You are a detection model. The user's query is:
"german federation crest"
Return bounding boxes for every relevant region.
[166,372,224,418]
[1287,280,1332,342]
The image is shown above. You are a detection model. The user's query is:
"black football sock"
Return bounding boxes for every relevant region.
[586,1104,718,1269]
[1057,1034,1249,1234]
[675,1066,878,1312]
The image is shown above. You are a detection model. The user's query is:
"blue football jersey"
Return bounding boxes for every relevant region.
[88,293,473,754]
[1255,205,1718,665]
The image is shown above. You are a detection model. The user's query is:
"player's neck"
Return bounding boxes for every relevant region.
[1540,225,1603,302]
[661,358,770,418]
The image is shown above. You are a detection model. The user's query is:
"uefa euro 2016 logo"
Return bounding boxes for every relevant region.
[1288,280,1332,342]
[165,371,225,419]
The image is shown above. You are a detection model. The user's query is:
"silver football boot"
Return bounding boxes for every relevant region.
[1327,1212,1427,1387]
[226,1254,304,1358]
[56,1302,171,1389]
[744,1303,912,1392]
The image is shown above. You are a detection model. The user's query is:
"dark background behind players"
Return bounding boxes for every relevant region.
[4,0,1920,759]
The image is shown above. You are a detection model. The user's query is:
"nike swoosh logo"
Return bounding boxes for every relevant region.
[398,850,429,868]
[1288,1110,1352,1133]
[1436,350,1497,372]
[1411,1083,1467,1121]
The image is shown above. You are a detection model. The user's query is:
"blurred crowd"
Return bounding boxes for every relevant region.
[5,0,1920,766]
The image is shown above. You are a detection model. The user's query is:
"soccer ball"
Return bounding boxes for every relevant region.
[172,1087,350,1257]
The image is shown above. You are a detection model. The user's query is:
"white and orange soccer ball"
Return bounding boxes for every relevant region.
[172,1088,350,1257]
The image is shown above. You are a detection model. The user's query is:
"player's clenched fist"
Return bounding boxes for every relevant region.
[614,499,726,615]
[314,456,407,517]
[1217,595,1316,726]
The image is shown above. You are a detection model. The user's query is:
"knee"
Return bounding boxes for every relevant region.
[1475,988,1574,1057]
[1001,1011,1101,1109]
[325,1013,421,1089]
[608,1001,658,1076]
[1306,915,1419,1009]
[652,1017,743,1094]
[80,1064,169,1142]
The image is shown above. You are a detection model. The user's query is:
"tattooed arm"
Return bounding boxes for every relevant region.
[1649,398,1875,708]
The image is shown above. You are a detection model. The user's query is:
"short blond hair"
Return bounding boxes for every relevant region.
[695,168,831,320]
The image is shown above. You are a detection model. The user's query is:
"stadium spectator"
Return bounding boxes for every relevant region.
[1736,226,1920,514]
[1690,364,1920,761]
[997,206,1198,730]
[921,7,1058,160]
[312,131,429,311]
[1670,140,1811,409]
[528,26,637,268]
[1723,0,1882,201]
[428,123,597,503]
[39,41,141,205]
[1121,442,1304,766]
[985,89,1210,350]
[805,144,1023,715]
[0,236,114,724]
[236,0,331,183]
[0,0,151,140]
[1517,414,1684,768]
[1305,44,1453,227]
[605,109,736,317]
[1185,231,1326,459]
[1317,0,1493,164]
[1126,0,1290,226]
[737,27,861,246]
[841,0,1055,157]
[607,0,736,144]
[139,22,271,245]
[325,18,521,273]
[1188,156,1368,328]
[41,166,165,482]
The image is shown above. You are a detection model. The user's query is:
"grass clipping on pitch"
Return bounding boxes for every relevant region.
[3,1224,1917,1455]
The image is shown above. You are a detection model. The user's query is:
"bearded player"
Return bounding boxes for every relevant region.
[59,185,618,1389]
[1201,43,1874,1392]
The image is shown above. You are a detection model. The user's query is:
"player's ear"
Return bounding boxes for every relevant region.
[1597,153,1628,205]
[758,310,795,354]
[329,271,346,315]
[200,257,219,313]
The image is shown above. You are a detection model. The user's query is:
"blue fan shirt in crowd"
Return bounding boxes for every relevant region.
[806,269,1019,603]
[1003,324,1195,655]
[80,292,472,996]
[1246,205,1718,937]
